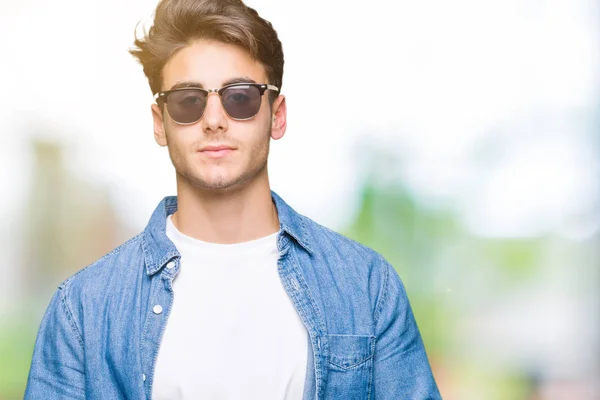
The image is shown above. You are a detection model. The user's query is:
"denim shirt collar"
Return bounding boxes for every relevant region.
[141,190,313,276]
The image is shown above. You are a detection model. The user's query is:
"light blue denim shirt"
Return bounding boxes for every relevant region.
[25,191,442,399]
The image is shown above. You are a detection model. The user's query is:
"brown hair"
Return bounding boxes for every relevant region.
[129,0,284,103]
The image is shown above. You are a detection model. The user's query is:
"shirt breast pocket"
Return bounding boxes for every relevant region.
[325,334,375,399]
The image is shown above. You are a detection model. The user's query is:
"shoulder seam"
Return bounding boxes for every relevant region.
[373,255,390,326]
[58,285,84,349]
[58,233,143,288]
[300,215,380,256]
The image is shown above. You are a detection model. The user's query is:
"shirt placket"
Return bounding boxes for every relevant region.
[140,260,179,399]
[277,239,327,400]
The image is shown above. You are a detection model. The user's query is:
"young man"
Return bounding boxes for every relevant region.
[25,0,441,399]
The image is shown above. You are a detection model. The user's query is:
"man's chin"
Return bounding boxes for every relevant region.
[189,176,243,192]
[180,165,265,192]
[197,181,237,191]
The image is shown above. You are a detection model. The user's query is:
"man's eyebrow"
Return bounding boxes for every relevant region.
[169,81,204,90]
[222,77,257,86]
[168,77,258,91]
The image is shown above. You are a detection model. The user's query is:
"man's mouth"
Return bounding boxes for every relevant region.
[199,145,235,158]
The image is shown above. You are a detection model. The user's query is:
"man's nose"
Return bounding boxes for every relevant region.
[200,92,228,133]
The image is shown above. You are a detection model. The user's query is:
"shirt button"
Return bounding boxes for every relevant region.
[153,305,163,315]
[166,261,175,270]
[142,374,146,382]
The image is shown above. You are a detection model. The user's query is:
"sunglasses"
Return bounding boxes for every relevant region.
[154,83,279,125]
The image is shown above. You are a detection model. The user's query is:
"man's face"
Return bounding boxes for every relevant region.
[151,40,286,192]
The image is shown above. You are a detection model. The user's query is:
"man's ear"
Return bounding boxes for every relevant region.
[270,95,287,140]
[151,103,168,147]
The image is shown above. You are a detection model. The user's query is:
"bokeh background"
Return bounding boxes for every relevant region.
[1,0,599,398]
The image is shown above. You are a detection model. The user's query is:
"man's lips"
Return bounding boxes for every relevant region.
[198,145,235,158]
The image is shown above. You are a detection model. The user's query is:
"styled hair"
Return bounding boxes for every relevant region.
[129,0,284,103]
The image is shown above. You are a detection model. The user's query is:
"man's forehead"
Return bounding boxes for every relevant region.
[161,40,267,90]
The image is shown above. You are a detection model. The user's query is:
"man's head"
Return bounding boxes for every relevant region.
[129,0,286,192]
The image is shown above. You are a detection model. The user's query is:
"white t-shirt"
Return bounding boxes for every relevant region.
[152,215,308,400]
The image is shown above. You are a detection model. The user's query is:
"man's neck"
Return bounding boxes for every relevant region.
[171,177,280,244]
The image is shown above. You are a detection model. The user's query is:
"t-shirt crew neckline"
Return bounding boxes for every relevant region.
[166,214,280,254]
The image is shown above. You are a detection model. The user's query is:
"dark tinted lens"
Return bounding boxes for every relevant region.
[221,85,261,119]
[166,89,206,124]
